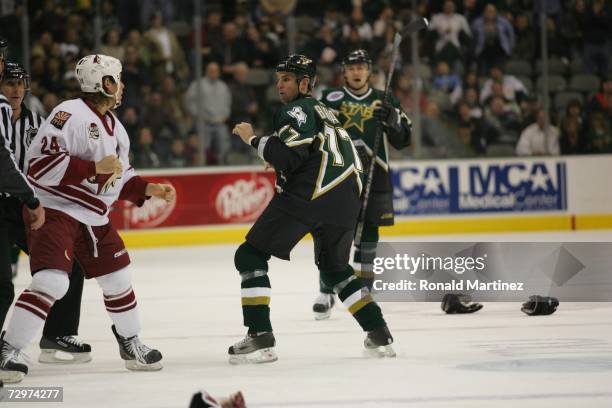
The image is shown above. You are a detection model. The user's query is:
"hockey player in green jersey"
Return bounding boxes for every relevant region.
[230,54,395,364]
[313,49,412,320]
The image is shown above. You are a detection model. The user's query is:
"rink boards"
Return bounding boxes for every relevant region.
[113,155,612,248]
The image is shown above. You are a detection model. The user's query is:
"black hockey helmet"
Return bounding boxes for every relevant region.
[2,62,30,91]
[276,54,317,92]
[342,49,372,67]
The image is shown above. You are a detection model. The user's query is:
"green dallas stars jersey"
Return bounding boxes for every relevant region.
[259,95,364,228]
[320,86,411,195]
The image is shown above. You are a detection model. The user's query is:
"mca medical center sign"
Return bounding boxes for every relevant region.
[391,158,567,215]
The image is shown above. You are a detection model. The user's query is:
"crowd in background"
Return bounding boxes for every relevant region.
[0,0,610,167]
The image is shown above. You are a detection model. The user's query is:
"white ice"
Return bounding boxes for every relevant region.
[7,230,612,407]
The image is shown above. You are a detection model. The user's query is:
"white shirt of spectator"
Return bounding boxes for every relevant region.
[429,12,471,53]
[516,123,560,156]
[480,75,528,104]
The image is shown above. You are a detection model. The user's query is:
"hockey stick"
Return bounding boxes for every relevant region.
[354,17,428,246]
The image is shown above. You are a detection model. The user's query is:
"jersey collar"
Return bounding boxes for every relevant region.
[343,86,372,101]
[81,98,116,136]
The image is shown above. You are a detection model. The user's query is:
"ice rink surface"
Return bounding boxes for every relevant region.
[6,230,612,407]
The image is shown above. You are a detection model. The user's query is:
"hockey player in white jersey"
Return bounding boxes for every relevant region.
[0,54,175,383]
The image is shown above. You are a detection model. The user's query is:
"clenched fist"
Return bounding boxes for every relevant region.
[145,183,176,203]
[95,155,122,175]
[232,122,255,145]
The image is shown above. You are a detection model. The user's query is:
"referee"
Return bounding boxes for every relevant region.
[0,57,92,362]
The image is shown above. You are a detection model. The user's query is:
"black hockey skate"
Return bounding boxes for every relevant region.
[363,325,396,358]
[228,332,277,365]
[39,335,92,364]
[312,293,335,320]
[0,332,28,383]
[111,325,162,371]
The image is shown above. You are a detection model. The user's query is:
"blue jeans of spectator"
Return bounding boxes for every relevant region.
[204,122,230,164]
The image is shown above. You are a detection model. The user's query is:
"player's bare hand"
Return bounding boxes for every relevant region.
[146,183,176,203]
[95,155,122,175]
[232,122,254,144]
[28,205,45,230]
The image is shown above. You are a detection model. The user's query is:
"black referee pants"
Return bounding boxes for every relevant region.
[0,196,84,337]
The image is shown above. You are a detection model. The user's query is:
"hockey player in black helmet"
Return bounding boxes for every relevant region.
[230,54,395,363]
[312,49,412,320]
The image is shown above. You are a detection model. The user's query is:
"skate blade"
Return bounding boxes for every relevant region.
[229,347,278,365]
[0,370,25,383]
[39,349,92,364]
[125,360,163,371]
[363,345,396,358]
[314,310,331,320]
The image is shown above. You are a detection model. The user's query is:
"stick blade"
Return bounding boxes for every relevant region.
[400,17,429,37]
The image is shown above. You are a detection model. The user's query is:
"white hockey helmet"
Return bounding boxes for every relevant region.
[75,54,122,106]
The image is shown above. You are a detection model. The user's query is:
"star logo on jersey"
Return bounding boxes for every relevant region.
[340,101,375,133]
[88,123,100,139]
[287,106,307,127]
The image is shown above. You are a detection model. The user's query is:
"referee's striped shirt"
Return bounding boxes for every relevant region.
[1,95,41,198]
[7,103,44,173]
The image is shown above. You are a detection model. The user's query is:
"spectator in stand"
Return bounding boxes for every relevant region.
[560,117,586,155]
[483,96,521,146]
[585,112,612,153]
[464,87,483,119]
[184,61,232,165]
[483,80,521,119]
[133,127,161,168]
[121,44,149,109]
[143,91,178,151]
[166,138,190,168]
[305,24,342,66]
[121,107,141,141]
[479,66,528,105]
[160,76,189,135]
[143,12,188,86]
[59,28,81,59]
[457,101,487,154]
[460,0,485,25]
[428,0,471,70]
[322,6,343,39]
[581,0,611,77]
[560,0,587,59]
[516,109,560,156]
[432,61,463,105]
[342,6,373,42]
[372,6,396,38]
[587,78,612,114]
[41,93,59,118]
[395,73,428,115]
[212,21,254,79]
[42,57,63,95]
[124,29,151,68]
[471,4,515,74]
[101,27,124,61]
[562,99,586,131]
[229,63,258,135]
[246,24,278,68]
[512,13,534,61]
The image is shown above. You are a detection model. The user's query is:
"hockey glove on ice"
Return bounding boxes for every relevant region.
[441,293,483,314]
[521,295,559,316]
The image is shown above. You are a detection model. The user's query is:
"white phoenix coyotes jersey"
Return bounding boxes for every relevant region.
[26,98,141,226]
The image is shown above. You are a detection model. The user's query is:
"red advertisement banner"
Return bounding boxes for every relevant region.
[110,169,275,230]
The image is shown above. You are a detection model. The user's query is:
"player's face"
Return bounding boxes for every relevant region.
[105,76,124,108]
[344,63,370,91]
[0,78,26,110]
[276,72,299,103]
